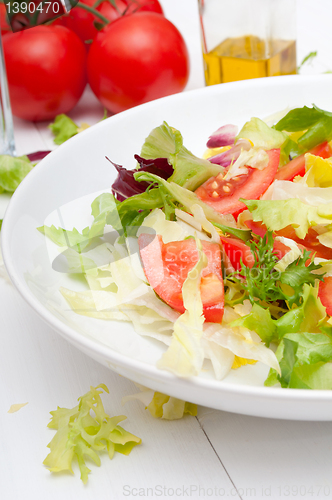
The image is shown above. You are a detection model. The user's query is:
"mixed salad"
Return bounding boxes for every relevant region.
[40,104,332,390]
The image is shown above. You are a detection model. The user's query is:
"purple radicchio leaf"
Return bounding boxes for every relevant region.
[208,139,251,166]
[206,124,238,148]
[110,155,173,202]
[26,150,51,162]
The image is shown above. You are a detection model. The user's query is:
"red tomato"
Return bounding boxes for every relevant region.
[138,234,224,323]
[63,0,123,46]
[220,236,255,270]
[0,4,11,35]
[124,0,163,15]
[87,12,190,113]
[318,277,332,316]
[243,220,267,239]
[195,149,280,217]
[3,26,87,121]
[62,0,163,47]
[275,142,332,181]
[220,234,298,271]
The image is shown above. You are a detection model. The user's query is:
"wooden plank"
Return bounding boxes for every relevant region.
[13,116,47,156]
[197,406,332,499]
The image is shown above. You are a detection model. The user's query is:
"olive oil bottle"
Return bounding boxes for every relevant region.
[203,35,297,86]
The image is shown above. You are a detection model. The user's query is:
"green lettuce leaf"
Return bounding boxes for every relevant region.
[43,384,141,484]
[140,121,223,191]
[265,333,332,389]
[231,284,326,348]
[236,117,288,150]
[0,154,33,193]
[230,303,277,347]
[49,114,79,145]
[37,225,91,253]
[242,198,332,239]
[212,222,252,242]
[274,105,332,151]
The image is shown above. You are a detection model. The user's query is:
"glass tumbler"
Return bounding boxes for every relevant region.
[0,30,15,155]
[198,0,297,86]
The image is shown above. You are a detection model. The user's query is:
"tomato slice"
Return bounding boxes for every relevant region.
[138,234,224,323]
[220,236,255,270]
[275,141,332,181]
[195,149,280,217]
[243,219,267,238]
[318,276,332,316]
[220,233,296,271]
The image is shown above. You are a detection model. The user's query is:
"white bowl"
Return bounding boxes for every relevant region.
[4,75,332,421]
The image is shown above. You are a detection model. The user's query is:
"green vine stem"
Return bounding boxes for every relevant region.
[73,2,110,25]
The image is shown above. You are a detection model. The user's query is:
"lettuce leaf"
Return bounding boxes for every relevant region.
[157,238,207,377]
[0,154,33,193]
[242,198,332,239]
[43,384,141,484]
[230,284,326,349]
[49,114,79,145]
[140,121,223,191]
[236,117,288,150]
[122,387,197,420]
[265,334,332,389]
[230,303,277,347]
[135,171,236,227]
[37,225,91,253]
[304,153,332,187]
[137,208,187,243]
[274,105,332,151]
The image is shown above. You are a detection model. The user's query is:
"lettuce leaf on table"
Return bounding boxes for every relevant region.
[0,155,33,193]
[43,384,141,484]
[122,387,197,420]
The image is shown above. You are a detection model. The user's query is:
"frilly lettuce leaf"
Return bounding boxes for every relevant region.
[236,117,288,150]
[43,384,141,484]
[140,121,223,191]
[49,114,79,145]
[242,198,332,239]
[122,387,197,420]
[157,237,207,377]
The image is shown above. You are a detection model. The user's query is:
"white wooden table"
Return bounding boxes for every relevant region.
[2,1,332,499]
